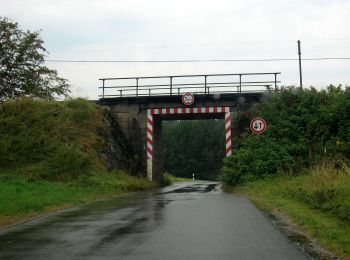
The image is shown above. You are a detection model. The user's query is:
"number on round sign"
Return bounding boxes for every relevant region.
[250,117,267,134]
[182,92,195,106]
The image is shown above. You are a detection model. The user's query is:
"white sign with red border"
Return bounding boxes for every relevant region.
[182,92,195,106]
[250,117,267,134]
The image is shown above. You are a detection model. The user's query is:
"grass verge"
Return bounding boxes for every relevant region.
[163,172,194,185]
[231,163,350,259]
[0,171,155,227]
[0,98,156,228]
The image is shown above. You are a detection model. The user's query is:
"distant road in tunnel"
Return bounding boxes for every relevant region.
[0,181,308,259]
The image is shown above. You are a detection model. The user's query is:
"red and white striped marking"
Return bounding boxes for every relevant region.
[146,106,232,180]
[146,112,153,160]
[149,106,228,115]
[146,111,153,180]
[225,111,232,156]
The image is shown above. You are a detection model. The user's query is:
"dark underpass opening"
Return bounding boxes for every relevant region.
[162,119,226,181]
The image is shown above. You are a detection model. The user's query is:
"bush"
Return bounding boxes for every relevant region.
[162,172,173,186]
[220,85,350,186]
[220,135,294,185]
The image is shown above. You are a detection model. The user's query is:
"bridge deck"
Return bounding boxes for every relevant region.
[99,72,281,99]
[99,92,268,106]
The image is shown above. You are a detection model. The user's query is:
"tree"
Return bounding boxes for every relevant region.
[0,17,70,100]
[163,120,225,180]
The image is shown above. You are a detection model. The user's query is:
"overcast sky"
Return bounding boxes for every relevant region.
[1,0,350,99]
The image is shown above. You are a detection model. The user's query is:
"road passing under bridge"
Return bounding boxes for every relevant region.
[0,181,308,259]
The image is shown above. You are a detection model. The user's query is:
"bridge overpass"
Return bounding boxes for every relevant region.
[98,72,280,182]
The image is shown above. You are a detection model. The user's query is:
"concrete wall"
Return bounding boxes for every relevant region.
[109,104,147,175]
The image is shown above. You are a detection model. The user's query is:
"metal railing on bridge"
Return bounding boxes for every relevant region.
[99,72,281,99]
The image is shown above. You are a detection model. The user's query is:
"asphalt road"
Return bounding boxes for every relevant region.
[0,181,308,260]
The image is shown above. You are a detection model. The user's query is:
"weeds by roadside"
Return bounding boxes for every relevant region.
[163,172,194,185]
[233,161,350,258]
[0,171,155,227]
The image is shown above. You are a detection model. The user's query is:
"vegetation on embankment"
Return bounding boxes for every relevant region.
[221,85,350,186]
[233,161,350,258]
[0,98,154,227]
[219,85,350,258]
[0,98,111,180]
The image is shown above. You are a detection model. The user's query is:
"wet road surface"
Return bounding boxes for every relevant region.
[0,181,308,259]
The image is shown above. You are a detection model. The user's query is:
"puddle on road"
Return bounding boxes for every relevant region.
[205,183,217,192]
[288,234,308,245]
[163,183,218,194]
[288,234,323,259]
[265,212,338,260]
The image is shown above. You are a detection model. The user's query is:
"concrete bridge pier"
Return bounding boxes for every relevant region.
[109,104,164,182]
[146,112,164,182]
[151,115,164,183]
[109,104,147,175]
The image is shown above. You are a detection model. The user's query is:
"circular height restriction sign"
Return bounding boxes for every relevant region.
[182,92,195,106]
[250,117,267,134]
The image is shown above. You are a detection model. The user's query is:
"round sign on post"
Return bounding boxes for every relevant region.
[250,117,267,134]
[182,92,195,106]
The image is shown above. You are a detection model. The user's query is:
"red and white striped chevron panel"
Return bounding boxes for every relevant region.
[146,107,232,160]
[225,111,232,156]
[149,106,229,115]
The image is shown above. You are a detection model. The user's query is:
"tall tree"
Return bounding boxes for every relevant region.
[0,17,70,100]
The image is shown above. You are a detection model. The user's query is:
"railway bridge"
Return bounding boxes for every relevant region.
[98,72,280,182]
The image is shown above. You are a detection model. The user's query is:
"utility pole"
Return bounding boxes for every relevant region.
[297,40,303,89]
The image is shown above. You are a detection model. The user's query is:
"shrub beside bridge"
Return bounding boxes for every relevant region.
[220,85,350,258]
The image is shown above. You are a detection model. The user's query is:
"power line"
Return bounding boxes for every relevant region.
[45,57,350,63]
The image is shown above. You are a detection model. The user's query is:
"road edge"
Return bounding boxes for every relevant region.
[243,194,338,260]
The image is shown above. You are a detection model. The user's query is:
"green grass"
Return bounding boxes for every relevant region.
[171,176,193,182]
[232,161,350,259]
[163,172,194,185]
[0,98,157,227]
[0,98,108,180]
[0,171,155,227]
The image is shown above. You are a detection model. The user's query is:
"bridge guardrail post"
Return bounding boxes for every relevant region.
[102,79,105,98]
[170,76,173,95]
[136,78,139,97]
[239,74,242,93]
[274,73,277,91]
